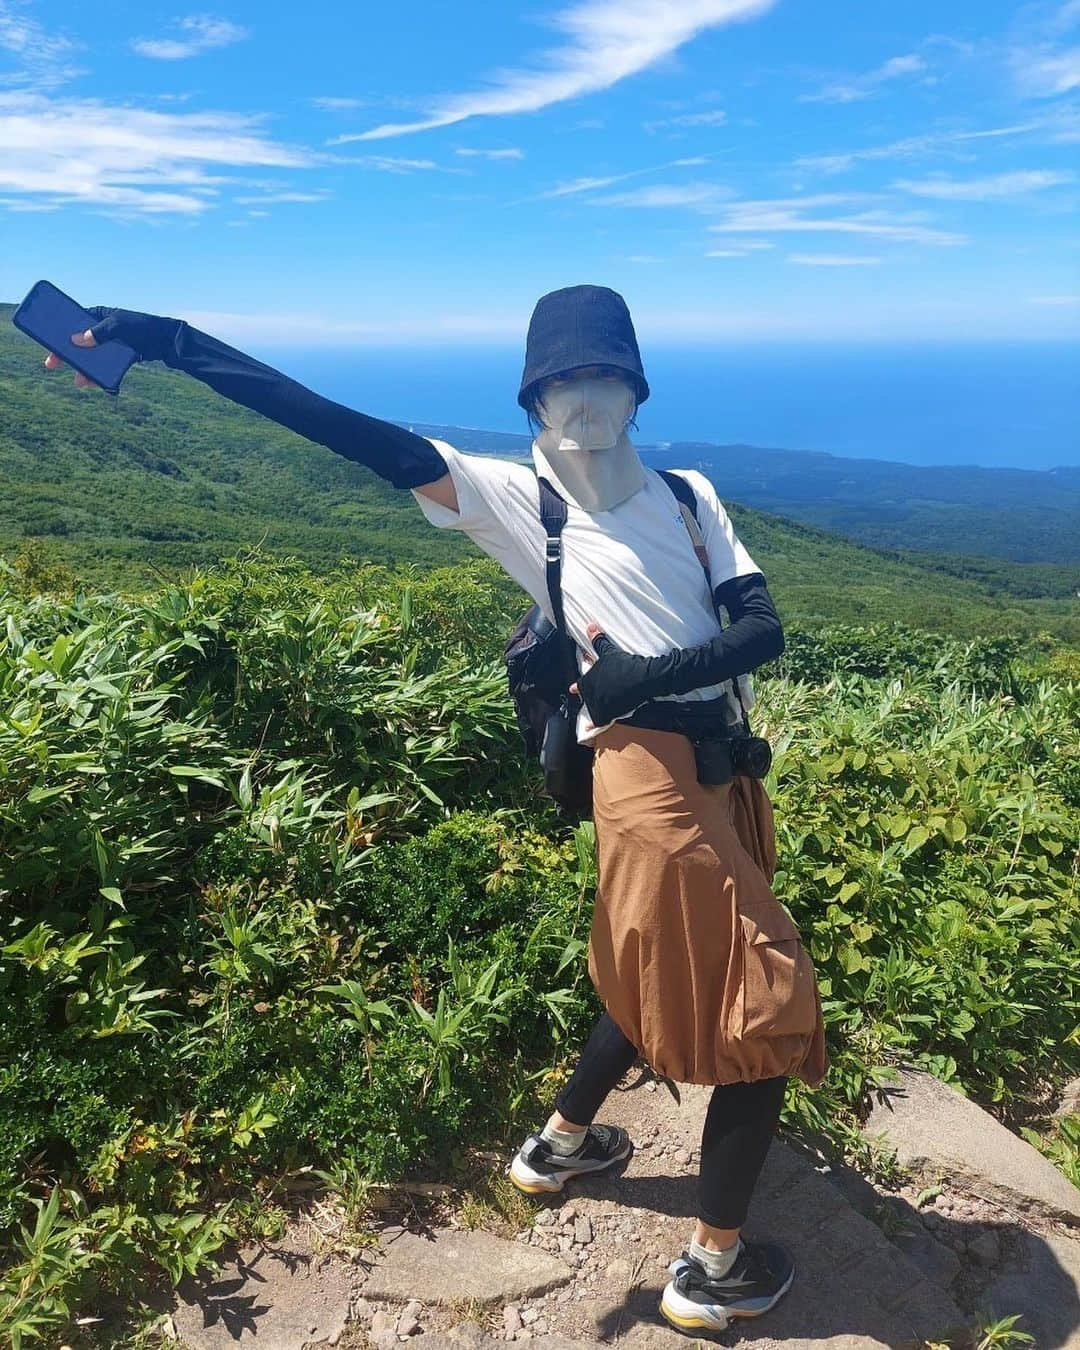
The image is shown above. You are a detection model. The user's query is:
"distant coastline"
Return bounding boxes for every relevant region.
[400,421,1080,570]
[274,339,1080,473]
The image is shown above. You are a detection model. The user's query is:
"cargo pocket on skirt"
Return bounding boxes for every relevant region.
[736,898,819,1039]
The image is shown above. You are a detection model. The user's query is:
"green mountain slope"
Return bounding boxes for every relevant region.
[1,306,470,580]
[645,442,1080,567]
[404,420,1080,567]
[2,309,1076,642]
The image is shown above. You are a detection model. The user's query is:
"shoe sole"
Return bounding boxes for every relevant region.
[659,1263,795,1337]
[508,1139,633,1195]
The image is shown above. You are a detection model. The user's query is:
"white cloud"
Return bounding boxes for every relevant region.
[588,181,727,208]
[0,92,317,215]
[311,96,368,111]
[787,253,882,266]
[133,15,248,61]
[1013,45,1080,95]
[795,123,1042,175]
[351,0,778,139]
[708,195,966,245]
[894,169,1075,199]
[705,237,773,256]
[455,147,525,160]
[541,173,624,197]
[0,1,82,87]
[537,154,707,198]
[645,108,727,131]
[802,53,927,104]
[353,155,443,173]
[233,190,330,203]
[0,195,59,211]
[1010,0,1080,96]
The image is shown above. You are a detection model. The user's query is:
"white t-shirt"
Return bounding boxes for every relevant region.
[412,440,762,742]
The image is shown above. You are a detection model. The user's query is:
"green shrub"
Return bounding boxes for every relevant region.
[1,559,1077,1344]
[352,813,556,963]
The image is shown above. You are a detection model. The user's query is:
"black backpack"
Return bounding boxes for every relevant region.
[504,469,704,817]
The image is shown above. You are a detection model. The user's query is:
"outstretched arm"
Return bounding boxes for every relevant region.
[577,572,784,727]
[44,308,457,508]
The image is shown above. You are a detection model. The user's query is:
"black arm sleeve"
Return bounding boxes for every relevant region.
[652,571,785,696]
[578,573,784,726]
[86,308,449,490]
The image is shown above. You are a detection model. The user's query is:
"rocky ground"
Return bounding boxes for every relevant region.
[169,1069,1080,1350]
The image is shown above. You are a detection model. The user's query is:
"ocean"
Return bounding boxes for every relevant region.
[270,340,1079,471]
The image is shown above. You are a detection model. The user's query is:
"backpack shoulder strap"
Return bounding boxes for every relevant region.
[658,467,697,513]
[659,469,754,727]
[658,469,711,583]
[537,476,570,637]
[536,476,581,696]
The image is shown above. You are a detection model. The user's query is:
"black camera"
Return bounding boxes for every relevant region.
[730,734,772,779]
[693,733,773,786]
[693,738,734,785]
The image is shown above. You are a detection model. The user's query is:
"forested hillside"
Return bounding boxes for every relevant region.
[2,311,1077,643]
[406,418,1080,568]
[644,442,1080,568]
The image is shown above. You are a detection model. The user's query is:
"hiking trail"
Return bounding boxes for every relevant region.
[169,1069,1080,1350]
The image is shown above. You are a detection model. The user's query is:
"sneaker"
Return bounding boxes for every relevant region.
[659,1240,795,1337]
[508,1124,632,1195]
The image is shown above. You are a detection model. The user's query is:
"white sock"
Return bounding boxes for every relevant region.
[689,1235,742,1279]
[540,1122,587,1157]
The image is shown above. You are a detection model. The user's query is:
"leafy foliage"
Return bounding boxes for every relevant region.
[0,558,1077,1344]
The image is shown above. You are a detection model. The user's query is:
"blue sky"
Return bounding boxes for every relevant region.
[0,0,1078,346]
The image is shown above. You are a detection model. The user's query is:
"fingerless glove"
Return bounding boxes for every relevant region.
[578,572,783,727]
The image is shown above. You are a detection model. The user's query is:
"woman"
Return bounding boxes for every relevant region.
[45,284,829,1337]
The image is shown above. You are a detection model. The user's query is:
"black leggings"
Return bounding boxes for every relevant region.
[553,1012,787,1230]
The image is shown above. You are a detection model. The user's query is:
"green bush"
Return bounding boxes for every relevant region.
[352,813,567,963]
[1,558,1077,1345]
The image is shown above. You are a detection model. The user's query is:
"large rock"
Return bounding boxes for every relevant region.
[362,1228,573,1304]
[863,1068,1080,1227]
[975,1227,1080,1349]
[1056,1078,1080,1119]
[172,1237,355,1350]
[890,1223,963,1291]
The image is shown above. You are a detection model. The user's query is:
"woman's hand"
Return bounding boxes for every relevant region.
[574,621,663,726]
[43,329,100,388]
[42,307,179,388]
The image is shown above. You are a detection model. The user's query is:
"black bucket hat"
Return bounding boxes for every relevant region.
[517,284,650,410]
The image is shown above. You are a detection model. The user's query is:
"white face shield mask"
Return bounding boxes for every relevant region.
[532,376,646,512]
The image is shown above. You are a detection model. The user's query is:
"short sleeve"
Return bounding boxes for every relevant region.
[411,440,515,533]
[677,470,761,586]
[410,441,550,609]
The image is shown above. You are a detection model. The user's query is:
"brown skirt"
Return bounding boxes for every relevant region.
[587,723,829,1089]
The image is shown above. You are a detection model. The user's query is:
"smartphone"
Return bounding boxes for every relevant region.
[13,280,138,395]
